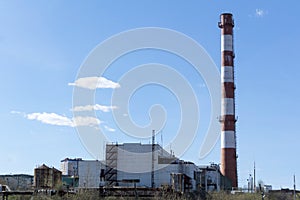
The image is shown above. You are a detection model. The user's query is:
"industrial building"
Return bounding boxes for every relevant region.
[198,164,232,191]
[0,174,33,191]
[105,143,200,192]
[60,158,105,188]
[60,143,228,193]
[60,144,201,192]
[34,164,62,189]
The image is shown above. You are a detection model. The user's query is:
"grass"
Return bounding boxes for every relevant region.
[5,191,300,200]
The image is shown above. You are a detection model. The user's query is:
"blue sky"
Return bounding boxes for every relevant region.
[0,1,300,189]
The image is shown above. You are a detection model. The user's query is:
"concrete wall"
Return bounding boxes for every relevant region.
[112,143,199,189]
[116,144,153,187]
[0,174,33,190]
[199,165,222,191]
[156,164,179,187]
[34,165,62,189]
[78,160,103,188]
[60,159,105,188]
[60,158,81,176]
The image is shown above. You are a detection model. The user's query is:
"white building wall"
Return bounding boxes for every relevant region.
[60,159,105,188]
[155,164,179,187]
[60,162,68,175]
[60,159,80,176]
[113,143,199,189]
[117,143,153,187]
[117,144,153,174]
[78,160,103,188]
[156,163,199,190]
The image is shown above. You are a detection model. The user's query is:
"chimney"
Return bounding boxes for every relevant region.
[219,13,238,188]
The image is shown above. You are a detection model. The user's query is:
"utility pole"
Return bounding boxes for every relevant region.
[294,174,296,200]
[254,162,256,192]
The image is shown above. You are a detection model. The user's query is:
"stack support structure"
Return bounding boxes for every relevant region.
[218,13,238,188]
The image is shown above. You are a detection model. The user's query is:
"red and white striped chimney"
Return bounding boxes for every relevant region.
[218,13,238,188]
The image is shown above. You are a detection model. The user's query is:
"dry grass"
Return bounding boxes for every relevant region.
[6,191,300,200]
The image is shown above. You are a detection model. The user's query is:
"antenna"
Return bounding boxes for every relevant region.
[151,130,155,188]
[103,141,106,161]
[294,174,296,200]
[161,130,163,147]
[254,161,256,192]
[160,130,163,156]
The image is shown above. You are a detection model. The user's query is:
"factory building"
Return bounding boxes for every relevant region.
[60,158,105,188]
[34,164,62,189]
[105,143,200,192]
[58,144,228,192]
[0,174,33,190]
[198,164,232,191]
[59,144,227,192]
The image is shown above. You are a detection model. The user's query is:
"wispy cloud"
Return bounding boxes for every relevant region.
[68,76,120,90]
[25,112,101,128]
[255,9,266,17]
[10,110,25,117]
[73,116,102,127]
[10,110,22,115]
[26,112,74,127]
[104,125,116,132]
[72,104,117,112]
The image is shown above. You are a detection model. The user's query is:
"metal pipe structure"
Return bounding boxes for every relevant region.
[218,13,238,188]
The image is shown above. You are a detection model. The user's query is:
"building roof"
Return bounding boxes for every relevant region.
[0,174,33,178]
[61,158,83,162]
[36,164,50,169]
[35,164,61,173]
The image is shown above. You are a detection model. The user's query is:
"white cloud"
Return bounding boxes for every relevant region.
[104,125,116,132]
[73,116,102,127]
[26,112,74,127]
[10,110,22,114]
[25,112,102,128]
[72,104,117,112]
[10,110,26,117]
[255,9,265,17]
[68,76,120,90]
